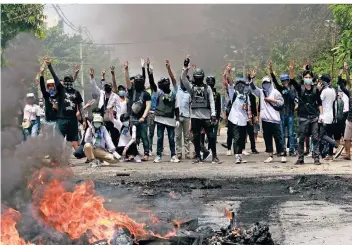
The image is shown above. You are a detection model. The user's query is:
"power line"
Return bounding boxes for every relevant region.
[55,4,79,32]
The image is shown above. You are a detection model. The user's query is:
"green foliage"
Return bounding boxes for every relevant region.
[1,4,46,49]
[329,4,352,62]
[41,25,122,100]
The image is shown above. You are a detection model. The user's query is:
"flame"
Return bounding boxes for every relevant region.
[1,208,34,245]
[224,208,233,220]
[28,166,179,243]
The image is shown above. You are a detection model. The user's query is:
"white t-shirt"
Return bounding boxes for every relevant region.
[23,104,40,121]
[112,119,136,147]
[339,91,349,113]
[320,87,336,124]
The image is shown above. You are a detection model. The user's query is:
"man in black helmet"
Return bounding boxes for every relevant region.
[124,61,151,161]
[181,56,220,164]
[45,56,86,152]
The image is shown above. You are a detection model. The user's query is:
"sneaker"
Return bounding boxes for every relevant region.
[226,150,232,156]
[264,156,273,163]
[170,156,180,163]
[192,158,202,164]
[334,145,345,160]
[281,156,287,163]
[212,156,221,164]
[235,155,241,164]
[142,155,149,161]
[242,150,250,156]
[149,150,153,157]
[314,159,321,165]
[295,159,304,165]
[202,151,212,161]
[251,149,259,154]
[239,155,247,163]
[153,156,162,163]
[135,155,142,163]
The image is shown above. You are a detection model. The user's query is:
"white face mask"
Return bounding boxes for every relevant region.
[93,122,102,128]
[122,121,129,127]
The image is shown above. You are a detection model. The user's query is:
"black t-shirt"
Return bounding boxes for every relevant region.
[127,88,151,119]
[57,85,83,120]
[39,76,58,122]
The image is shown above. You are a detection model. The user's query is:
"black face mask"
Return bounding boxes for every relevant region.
[134,80,145,92]
[104,85,112,93]
[193,77,203,86]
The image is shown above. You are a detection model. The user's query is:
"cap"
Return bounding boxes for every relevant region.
[92,115,104,123]
[320,74,331,84]
[26,93,35,98]
[46,79,55,85]
[261,76,271,83]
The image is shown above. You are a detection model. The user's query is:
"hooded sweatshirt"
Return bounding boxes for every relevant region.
[249,79,284,124]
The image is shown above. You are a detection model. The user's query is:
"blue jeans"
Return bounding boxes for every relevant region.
[135,120,149,156]
[281,115,295,153]
[23,119,40,141]
[156,122,176,157]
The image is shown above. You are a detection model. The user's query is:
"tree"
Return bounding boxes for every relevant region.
[329,4,352,62]
[1,4,46,49]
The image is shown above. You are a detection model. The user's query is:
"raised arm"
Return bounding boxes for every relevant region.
[141,58,146,81]
[147,58,157,92]
[338,70,351,97]
[89,68,101,94]
[289,60,301,94]
[73,64,80,82]
[39,67,48,98]
[44,56,62,88]
[268,61,283,92]
[110,66,118,93]
[166,60,177,87]
[180,56,192,94]
[124,61,132,89]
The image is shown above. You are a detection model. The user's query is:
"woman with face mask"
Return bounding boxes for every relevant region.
[289,60,323,165]
[117,85,128,115]
[84,115,121,167]
[22,93,41,140]
[110,111,140,162]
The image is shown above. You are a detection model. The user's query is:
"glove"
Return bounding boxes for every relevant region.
[112,151,121,160]
[175,121,180,128]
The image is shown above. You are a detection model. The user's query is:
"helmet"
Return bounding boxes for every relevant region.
[206,76,216,86]
[64,75,73,82]
[158,77,170,85]
[193,68,205,79]
[120,113,130,123]
[234,77,247,85]
[92,115,104,123]
[134,74,144,82]
[261,76,271,83]
[279,73,290,82]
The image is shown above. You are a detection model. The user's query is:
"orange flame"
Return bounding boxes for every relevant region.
[1,208,34,245]
[224,208,233,220]
[28,167,179,243]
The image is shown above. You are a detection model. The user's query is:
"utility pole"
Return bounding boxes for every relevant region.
[79,27,85,104]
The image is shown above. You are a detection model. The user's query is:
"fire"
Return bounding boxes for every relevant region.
[224,208,233,220]
[28,166,179,243]
[1,208,34,245]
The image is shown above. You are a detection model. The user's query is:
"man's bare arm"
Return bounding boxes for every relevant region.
[124,61,131,89]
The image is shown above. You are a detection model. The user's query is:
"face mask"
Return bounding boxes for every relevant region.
[134,80,145,92]
[118,91,126,97]
[262,83,271,91]
[236,85,245,94]
[93,122,101,128]
[304,78,313,85]
[49,89,56,96]
[122,121,129,127]
[64,80,74,90]
[104,86,112,93]
[193,77,203,86]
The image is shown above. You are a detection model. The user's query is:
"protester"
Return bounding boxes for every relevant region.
[181,56,220,164]
[83,114,121,167]
[227,77,252,163]
[89,68,121,148]
[269,61,297,156]
[176,75,192,160]
[124,61,151,161]
[249,68,286,163]
[45,56,86,151]
[22,93,41,140]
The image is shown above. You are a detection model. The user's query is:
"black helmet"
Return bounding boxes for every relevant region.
[120,113,130,123]
[158,77,170,85]
[206,76,215,87]
[134,74,144,82]
[193,68,205,79]
[64,75,73,82]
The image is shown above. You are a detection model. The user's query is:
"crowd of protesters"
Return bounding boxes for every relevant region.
[17,55,351,167]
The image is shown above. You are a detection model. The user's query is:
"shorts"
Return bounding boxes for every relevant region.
[344,120,352,141]
[56,118,79,142]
